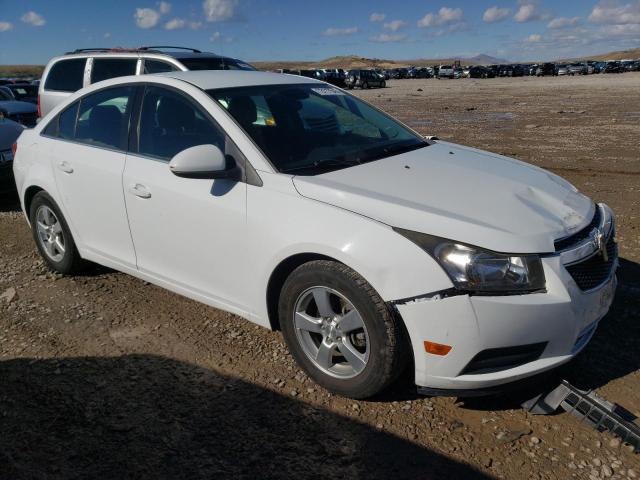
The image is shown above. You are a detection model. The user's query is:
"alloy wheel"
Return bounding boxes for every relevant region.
[293,286,370,379]
[35,205,65,262]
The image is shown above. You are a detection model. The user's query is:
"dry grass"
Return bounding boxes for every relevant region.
[0,65,44,79]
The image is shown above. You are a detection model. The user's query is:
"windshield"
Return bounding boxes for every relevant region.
[180,57,256,71]
[207,84,427,175]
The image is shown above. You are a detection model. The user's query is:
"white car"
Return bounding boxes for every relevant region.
[13,71,617,399]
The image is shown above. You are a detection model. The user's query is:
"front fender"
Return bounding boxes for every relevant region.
[247,173,453,326]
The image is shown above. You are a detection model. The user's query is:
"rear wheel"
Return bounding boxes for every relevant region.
[362,82,369,89]
[279,260,408,399]
[30,191,86,275]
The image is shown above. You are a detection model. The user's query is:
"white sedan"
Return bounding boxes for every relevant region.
[12,71,617,398]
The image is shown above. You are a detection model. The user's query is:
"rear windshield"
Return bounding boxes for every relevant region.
[179,57,255,71]
[45,58,86,92]
[9,85,38,99]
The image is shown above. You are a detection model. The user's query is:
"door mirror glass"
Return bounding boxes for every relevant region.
[169,144,238,179]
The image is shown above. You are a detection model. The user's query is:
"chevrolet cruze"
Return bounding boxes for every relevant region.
[13,71,618,398]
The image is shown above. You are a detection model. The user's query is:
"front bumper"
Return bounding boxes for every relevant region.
[394,205,618,393]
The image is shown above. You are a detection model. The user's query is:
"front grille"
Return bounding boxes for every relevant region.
[555,207,601,251]
[460,342,547,375]
[565,233,617,291]
[8,111,37,128]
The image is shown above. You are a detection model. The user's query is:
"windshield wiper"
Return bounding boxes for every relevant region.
[281,157,362,174]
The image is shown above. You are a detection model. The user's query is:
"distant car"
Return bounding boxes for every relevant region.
[39,46,256,117]
[344,70,385,89]
[0,117,24,193]
[5,84,39,104]
[298,69,326,81]
[556,65,570,76]
[438,65,454,79]
[568,63,587,75]
[468,66,491,78]
[536,63,556,76]
[0,88,38,127]
[604,61,623,73]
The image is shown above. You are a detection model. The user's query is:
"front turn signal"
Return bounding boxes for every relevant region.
[424,341,452,356]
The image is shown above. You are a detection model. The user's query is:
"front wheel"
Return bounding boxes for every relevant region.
[381,80,386,88]
[279,260,408,399]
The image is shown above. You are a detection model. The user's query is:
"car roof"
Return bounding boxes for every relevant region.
[157,70,324,90]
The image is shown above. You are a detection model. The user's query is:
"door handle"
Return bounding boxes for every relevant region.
[128,183,152,199]
[58,161,74,174]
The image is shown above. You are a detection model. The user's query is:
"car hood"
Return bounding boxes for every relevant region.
[292,141,593,253]
[0,101,37,115]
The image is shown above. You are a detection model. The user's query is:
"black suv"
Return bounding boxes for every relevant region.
[344,70,386,89]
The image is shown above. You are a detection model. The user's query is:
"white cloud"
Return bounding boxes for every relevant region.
[369,33,407,42]
[322,26,358,36]
[383,20,406,31]
[600,22,640,35]
[483,6,511,23]
[514,3,544,23]
[134,8,161,28]
[0,21,13,32]
[588,1,640,24]
[203,0,237,22]
[158,1,171,14]
[210,31,221,41]
[21,11,46,27]
[417,7,463,27]
[164,18,203,30]
[369,12,386,22]
[524,33,542,42]
[164,17,185,30]
[548,16,581,28]
[104,32,112,38]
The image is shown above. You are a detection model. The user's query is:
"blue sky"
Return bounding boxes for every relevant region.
[1,0,639,64]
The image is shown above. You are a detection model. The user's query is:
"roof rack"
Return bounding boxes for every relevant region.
[139,46,202,53]
[65,47,145,54]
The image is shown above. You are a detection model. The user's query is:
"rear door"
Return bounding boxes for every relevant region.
[90,57,138,84]
[48,85,137,268]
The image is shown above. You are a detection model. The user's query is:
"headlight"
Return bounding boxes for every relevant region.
[394,228,546,294]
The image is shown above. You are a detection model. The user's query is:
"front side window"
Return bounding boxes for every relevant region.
[91,58,137,84]
[137,86,225,161]
[208,84,427,175]
[44,58,86,92]
[74,86,134,150]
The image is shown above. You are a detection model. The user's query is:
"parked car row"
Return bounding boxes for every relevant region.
[283,59,640,82]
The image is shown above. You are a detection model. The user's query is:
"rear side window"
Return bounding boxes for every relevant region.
[143,59,179,74]
[74,86,134,150]
[178,57,255,71]
[42,101,79,139]
[44,58,86,92]
[91,58,137,84]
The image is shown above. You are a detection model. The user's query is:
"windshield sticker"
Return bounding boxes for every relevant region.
[311,87,345,96]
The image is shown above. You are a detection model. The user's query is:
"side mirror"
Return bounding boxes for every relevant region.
[169,144,241,180]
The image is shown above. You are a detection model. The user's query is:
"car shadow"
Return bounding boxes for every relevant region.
[458,256,640,412]
[0,355,492,480]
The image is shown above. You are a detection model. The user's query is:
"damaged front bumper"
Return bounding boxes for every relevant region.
[391,253,618,395]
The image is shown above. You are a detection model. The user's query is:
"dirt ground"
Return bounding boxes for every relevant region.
[1,73,639,480]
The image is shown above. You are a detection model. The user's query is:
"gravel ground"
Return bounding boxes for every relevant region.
[1,73,639,480]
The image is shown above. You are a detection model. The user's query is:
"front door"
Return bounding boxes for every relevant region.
[122,85,248,312]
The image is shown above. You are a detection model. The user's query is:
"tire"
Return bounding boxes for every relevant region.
[381,81,386,88]
[362,82,369,89]
[279,260,409,399]
[29,191,86,275]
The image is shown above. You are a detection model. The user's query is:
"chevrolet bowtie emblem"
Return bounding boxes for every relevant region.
[591,228,608,262]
